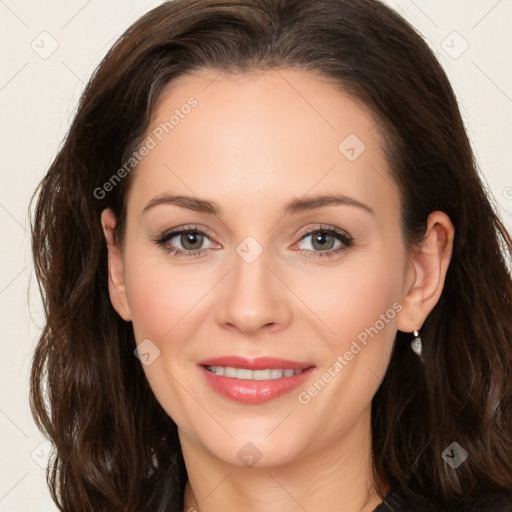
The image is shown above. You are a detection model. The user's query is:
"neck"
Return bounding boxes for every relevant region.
[180,408,386,512]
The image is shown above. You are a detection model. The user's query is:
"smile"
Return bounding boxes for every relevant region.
[197,356,316,404]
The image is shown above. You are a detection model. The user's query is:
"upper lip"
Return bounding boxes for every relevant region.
[197,356,315,371]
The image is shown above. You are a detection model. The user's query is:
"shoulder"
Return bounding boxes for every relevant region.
[373,488,512,512]
[466,491,512,512]
[373,488,432,511]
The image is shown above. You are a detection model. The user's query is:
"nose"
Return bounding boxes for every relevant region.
[214,248,293,336]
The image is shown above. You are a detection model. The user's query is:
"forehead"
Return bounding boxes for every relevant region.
[126,68,399,222]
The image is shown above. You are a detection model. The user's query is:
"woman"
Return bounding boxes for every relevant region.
[30,0,512,510]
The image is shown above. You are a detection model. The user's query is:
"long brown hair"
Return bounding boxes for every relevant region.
[30,0,512,510]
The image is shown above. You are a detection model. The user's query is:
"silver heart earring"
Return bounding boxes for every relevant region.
[411,328,423,359]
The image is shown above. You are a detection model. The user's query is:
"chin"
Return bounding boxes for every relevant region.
[194,428,309,469]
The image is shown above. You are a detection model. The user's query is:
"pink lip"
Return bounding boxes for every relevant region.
[196,356,316,404]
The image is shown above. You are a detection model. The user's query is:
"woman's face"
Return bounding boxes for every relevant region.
[107,69,413,467]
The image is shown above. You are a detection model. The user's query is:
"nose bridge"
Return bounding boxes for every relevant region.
[215,238,292,334]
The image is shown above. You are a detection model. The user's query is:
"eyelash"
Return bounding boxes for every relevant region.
[153,224,353,260]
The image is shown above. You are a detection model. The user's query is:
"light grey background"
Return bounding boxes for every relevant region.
[1,0,511,510]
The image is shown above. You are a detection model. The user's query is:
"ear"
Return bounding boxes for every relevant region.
[396,211,455,333]
[100,208,132,322]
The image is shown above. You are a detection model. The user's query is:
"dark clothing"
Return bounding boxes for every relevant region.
[373,488,512,511]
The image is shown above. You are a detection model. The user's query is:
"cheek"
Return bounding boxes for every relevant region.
[126,269,180,343]
[294,245,406,412]
[302,254,404,348]
[122,249,212,425]
[290,252,405,436]
[124,245,214,343]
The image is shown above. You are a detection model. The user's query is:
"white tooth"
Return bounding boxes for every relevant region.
[253,369,271,380]
[209,366,304,379]
[236,368,254,380]
[224,367,237,378]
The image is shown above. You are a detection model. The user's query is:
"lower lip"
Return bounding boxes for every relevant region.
[199,365,316,404]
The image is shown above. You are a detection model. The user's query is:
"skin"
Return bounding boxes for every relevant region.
[101,68,454,512]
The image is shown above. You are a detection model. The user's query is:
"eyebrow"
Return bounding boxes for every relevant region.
[142,193,375,216]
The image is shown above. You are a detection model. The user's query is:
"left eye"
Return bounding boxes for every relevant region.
[291,227,353,259]
[298,229,344,251]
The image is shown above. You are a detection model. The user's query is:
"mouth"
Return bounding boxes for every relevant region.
[197,356,316,404]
